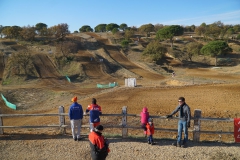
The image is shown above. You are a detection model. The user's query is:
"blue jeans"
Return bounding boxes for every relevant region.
[148,135,153,143]
[177,120,188,144]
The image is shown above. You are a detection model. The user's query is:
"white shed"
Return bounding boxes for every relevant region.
[125,78,136,87]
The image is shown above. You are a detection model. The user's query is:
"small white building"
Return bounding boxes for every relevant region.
[125,78,136,87]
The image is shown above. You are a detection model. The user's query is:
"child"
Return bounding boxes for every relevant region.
[146,118,154,145]
[140,107,149,137]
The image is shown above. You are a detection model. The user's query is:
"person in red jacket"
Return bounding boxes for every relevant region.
[89,125,110,160]
[146,118,154,145]
[85,98,102,132]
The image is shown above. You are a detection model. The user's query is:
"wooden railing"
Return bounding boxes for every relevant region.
[0,106,234,142]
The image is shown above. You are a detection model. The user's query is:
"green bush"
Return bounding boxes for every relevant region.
[236,34,240,40]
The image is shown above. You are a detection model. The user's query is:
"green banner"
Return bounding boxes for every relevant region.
[1,93,17,110]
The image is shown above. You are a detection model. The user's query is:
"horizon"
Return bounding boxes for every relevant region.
[0,0,240,33]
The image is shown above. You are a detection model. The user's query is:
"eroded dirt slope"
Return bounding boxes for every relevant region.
[86,32,165,80]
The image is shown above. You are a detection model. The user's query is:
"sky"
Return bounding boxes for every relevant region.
[0,0,240,33]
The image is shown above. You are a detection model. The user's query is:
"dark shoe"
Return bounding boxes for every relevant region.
[181,143,187,148]
[74,137,77,141]
[177,143,181,147]
[172,142,181,147]
[77,137,81,141]
[148,141,150,144]
[151,142,154,145]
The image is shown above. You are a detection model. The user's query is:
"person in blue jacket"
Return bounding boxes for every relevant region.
[85,98,102,132]
[68,96,83,141]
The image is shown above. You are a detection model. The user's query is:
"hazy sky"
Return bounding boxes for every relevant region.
[0,0,240,32]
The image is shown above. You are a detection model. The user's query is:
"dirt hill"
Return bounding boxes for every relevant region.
[0,33,240,143]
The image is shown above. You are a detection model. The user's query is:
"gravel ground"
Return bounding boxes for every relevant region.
[0,134,240,160]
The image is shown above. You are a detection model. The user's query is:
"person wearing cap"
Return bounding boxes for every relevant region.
[85,98,102,132]
[146,118,155,145]
[68,96,83,141]
[89,125,110,160]
[166,97,191,148]
[140,107,149,137]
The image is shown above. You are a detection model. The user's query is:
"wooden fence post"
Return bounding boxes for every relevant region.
[122,106,128,138]
[0,108,3,134]
[193,109,201,142]
[59,106,66,134]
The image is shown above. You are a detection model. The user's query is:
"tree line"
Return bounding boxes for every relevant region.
[1,21,240,40]
[0,21,240,67]
[0,23,70,41]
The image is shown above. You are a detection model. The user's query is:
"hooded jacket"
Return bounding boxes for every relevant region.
[146,122,154,135]
[89,130,109,160]
[140,107,149,124]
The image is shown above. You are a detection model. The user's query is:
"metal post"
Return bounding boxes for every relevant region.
[59,106,66,134]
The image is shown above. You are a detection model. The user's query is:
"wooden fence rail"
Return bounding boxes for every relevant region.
[0,106,234,142]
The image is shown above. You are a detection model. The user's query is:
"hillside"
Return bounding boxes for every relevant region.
[0,32,240,160]
[0,32,240,142]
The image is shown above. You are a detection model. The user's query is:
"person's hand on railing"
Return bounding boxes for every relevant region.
[166,115,172,118]
[83,112,87,115]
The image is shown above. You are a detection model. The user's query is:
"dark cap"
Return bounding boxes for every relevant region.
[95,125,103,131]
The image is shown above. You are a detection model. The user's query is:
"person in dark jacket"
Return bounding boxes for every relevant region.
[89,125,110,160]
[85,98,102,132]
[166,97,191,148]
[68,96,83,141]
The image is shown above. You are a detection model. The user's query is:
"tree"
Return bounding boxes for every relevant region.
[56,41,78,58]
[9,51,32,75]
[2,26,22,39]
[35,23,47,35]
[112,28,119,34]
[236,34,240,40]
[94,24,107,32]
[121,40,129,48]
[0,25,3,38]
[52,23,70,40]
[200,40,232,66]
[46,27,55,39]
[154,23,164,32]
[156,25,184,48]
[124,29,134,40]
[195,23,207,36]
[184,42,203,61]
[79,25,93,32]
[139,23,155,37]
[184,25,195,32]
[119,23,128,31]
[20,25,36,41]
[205,22,222,40]
[143,40,167,61]
[106,23,119,32]
[233,24,240,33]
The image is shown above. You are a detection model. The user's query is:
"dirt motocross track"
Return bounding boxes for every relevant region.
[0,33,240,142]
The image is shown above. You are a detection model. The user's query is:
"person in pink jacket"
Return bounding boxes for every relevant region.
[140,107,149,137]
